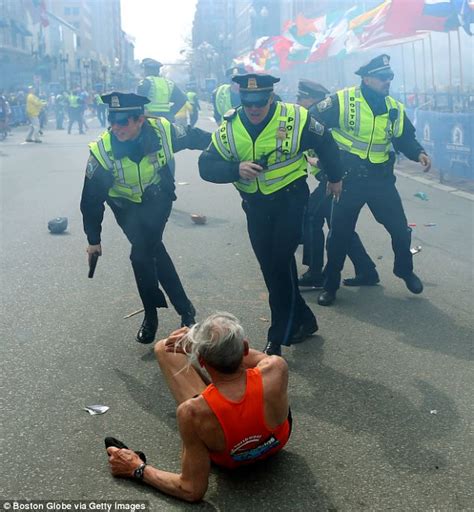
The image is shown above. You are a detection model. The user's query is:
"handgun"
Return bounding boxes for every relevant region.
[88,252,99,279]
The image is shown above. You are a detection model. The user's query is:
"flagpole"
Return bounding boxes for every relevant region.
[456,28,464,91]
[447,31,452,89]
[401,44,407,101]
[421,37,427,92]
[428,32,435,91]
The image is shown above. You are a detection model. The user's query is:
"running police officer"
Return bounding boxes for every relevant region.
[137,58,187,122]
[313,55,431,306]
[199,74,344,356]
[212,66,246,124]
[296,79,378,289]
[80,92,211,344]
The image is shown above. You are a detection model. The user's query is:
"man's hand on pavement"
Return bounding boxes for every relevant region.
[239,161,262,180]
[419,153,431,173]
[107,447,142,478]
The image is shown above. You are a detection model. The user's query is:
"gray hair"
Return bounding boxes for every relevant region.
[180,312,245,374]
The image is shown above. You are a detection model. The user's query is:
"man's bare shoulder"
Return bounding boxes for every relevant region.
[177,396,213,426]
[257,355,288,375]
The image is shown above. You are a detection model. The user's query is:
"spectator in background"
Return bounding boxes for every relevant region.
[25,86,44,143]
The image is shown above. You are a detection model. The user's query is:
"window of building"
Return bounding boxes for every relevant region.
[65,7,70,15]
[72,7,80,16]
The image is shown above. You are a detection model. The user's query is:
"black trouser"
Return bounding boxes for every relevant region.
[242,180,316,346]
[302,178,376,277]
[324,172,413,292]
[190,108,198,127]
[108,191,192,316]
[67,108,84,134]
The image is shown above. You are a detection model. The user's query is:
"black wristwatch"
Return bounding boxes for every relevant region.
[133,462,146,480]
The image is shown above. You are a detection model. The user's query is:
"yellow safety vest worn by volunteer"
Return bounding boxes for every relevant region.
[212,102,308,195]
[88,118,174,203]
[331,86,404,164]
[145,76,172,113]
[215,84,232,118]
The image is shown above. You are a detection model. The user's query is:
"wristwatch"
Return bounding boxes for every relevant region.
[133,462,146,480]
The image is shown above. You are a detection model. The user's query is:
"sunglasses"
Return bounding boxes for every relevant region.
[108,116,131,126]
[241,98,269,108]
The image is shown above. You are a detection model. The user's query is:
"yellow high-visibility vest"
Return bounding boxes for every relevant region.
[215,84,232,117]
[145,76,172,113]
[332,86,404,164]
[89,118,174,203]
[212,102,308,195]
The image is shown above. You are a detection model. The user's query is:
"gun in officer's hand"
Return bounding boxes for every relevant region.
[88,252,99,278]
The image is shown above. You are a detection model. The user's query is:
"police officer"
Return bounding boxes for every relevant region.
[137,58,187,122]
[212,66,246,124]
[199,74,344,356]
[296,79,378,289]
[80,92,211,343]
[313,55,432,306]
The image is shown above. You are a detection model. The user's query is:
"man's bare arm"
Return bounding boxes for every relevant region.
[107,402,210,502]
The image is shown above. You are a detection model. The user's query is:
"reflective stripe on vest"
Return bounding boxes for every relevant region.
[215,85,232,117]
[332,86,404,164]
[145,77,171,113]
[211,102,308,195]
[88,118,174,203]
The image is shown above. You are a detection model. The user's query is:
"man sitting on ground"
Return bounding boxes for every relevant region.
[106,312,291,502]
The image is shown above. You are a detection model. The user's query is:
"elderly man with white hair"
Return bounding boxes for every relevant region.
[105,312,291,502]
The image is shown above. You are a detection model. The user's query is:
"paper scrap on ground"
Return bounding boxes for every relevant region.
[84,405,109,415]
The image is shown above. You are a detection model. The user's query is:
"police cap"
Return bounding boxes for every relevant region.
[142,58,162,69]
[297,79,329,100]
[101,92,150,118]
[355,54,394,79]
[232,73,280,103]
[225,65,247,77]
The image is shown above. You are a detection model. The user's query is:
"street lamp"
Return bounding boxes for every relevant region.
[82,59,90,90]
[59,53,69,90]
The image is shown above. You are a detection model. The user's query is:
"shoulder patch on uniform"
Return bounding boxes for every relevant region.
[85,155,100,179]
[309,117,325,136]
[317,97,332,112]
[223,108,237,121]
[174,123,187,138]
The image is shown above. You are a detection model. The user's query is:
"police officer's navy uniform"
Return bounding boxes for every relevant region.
[137,59,187,122]
[80,92,211,343]
[297,79,377,289]
[199,74,344,356]
[313,55,427,306]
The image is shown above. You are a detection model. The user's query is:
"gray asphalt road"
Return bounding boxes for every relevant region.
[1,111,473,511]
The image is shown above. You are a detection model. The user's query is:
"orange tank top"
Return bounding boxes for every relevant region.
[201,367,291,469]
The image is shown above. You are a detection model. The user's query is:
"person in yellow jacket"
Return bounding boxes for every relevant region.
[137,58,187,122]
[198,74,344,356]
[174,99,193,127]
[312,55,432,307]
[25,86,45,143]
[80,92,211,344]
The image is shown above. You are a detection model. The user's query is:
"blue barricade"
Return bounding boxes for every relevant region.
[409,109,473,180]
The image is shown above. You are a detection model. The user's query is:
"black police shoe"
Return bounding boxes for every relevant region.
[298,270,324,288]
[263,341,282,356]
[318,290,337,306]
[401,273,423,294]
[343,271,380,287]
[290,317,319,345]
[181,304,196,327]
[136,313,158,344]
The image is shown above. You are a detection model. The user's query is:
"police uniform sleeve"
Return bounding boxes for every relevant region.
[80,155,112,245]
[169,84,187,116]
[392,113,425,162]
[198,142,240,184]
[170,123,212,152]
[311,94,340,129]
[136,78,151,98]
[300,116,343,183]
